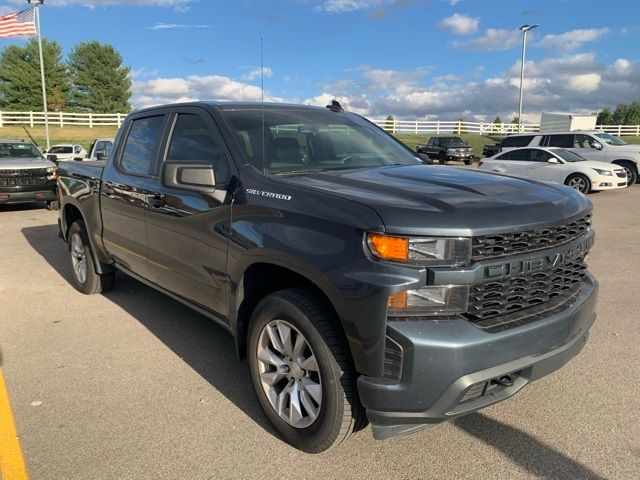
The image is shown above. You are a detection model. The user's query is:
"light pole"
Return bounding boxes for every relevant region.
[517,23,538,133]
[27,0,49,150]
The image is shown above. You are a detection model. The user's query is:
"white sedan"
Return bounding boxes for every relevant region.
[478,147,628,194]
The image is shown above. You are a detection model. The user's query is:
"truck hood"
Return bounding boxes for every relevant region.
[275,165,591,236]
[606,143,640,153]
[0,157,56,170]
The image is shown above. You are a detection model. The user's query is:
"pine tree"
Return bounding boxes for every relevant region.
[68,41,131,113]
[493,116,502,124]
[0,38,68,111]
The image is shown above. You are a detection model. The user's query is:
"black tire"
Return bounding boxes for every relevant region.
[439,153,446,165]
[248,288,366,453]
[67,221,115,295]
[565,173,591,194]
[46,200,59,211]
[464,159,472,166]
[614,161,637,186]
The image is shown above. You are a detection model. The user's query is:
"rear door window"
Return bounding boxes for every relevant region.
[546,134,574,148]
[501,135,534,148]
[120,116,165,176]
[507,149,531,161]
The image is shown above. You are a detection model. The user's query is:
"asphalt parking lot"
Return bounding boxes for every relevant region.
[1,188,639,480]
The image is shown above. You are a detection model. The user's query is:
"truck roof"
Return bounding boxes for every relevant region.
[131,101,336,116]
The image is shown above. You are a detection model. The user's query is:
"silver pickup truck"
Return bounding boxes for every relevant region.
[0,139,58,208]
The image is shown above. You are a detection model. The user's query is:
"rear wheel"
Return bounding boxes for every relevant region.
[614,162,637,186]
[565,173,591,194]
[248,288,365,453]
[67,221,115,294]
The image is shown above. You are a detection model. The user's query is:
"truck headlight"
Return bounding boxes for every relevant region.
[367,233,471,266]
[447,148,455,153]
[388,285,469,316]
[592,168,612,176]
[46,166,58,180]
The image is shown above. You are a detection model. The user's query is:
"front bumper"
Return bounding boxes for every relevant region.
[446,154,473,160]
[591,175,628,190]
[358,273,598,440]
[0,187,57,204]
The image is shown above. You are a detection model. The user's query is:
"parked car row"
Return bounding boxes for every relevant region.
[478,130,639,194]
[1,137,114,208]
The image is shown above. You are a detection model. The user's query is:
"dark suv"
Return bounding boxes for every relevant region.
[57,102,598,453]
[416,136,474,165]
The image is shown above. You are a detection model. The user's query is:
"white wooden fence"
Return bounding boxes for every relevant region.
[370,119,640,136]
[0,111,126,128]
[1,110,640,136]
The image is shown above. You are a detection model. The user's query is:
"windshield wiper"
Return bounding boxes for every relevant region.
[273,168,331,177]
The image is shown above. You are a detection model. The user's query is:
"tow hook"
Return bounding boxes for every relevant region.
[492,375,514,387]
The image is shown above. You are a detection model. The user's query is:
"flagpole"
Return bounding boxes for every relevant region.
[33,4,49,150]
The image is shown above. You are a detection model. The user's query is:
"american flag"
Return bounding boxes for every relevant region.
[0,8,37,39]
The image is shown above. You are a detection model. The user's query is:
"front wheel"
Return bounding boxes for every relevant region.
[67,221,115,294]
[464,159,472,166]
[248,288,365,453]
[565,173,591,194]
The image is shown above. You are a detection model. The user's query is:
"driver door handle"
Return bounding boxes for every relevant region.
[147,194,166,209]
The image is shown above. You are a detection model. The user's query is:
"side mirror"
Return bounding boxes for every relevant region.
[593,142,603,150]
[162,161,216,193]
[548,157,560,164]
[47,154,58,163]
[416,153,431,164]
[96,153,108,161]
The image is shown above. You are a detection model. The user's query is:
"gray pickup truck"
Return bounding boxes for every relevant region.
[57,101,598,453]
[0,139,58,208]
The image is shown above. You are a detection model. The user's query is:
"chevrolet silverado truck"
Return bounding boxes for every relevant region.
[416,136,474,165]
[57,101,598,453]
[0,139,58,208]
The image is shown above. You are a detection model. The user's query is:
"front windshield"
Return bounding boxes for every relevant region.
[594,132,627,145]
[49,145,73,154]
[440,137,466,146]
[0,142,42,159]
[221,108,421,175]
[552,148,587,162]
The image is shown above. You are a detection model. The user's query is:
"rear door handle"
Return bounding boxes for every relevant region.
[147,194,166,209]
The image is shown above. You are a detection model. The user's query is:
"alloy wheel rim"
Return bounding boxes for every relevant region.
[623,166,633,184]
[568,177,587,192]
[256,319,322,429]
[70,233,87,284]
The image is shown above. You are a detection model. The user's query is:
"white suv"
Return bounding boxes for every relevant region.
[500,131,640,185]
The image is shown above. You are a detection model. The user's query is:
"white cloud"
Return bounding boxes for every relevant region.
[448,0,461,5]
[314,0,384,13]
[566,73,601,93]
[538,28,608,52]
[439,13,479,35]
[7,0,192,6]
[242,67,274,81]
[453,28,521,51]
[148,23,208,30]
[131,75,284,108]
[298,54,640,122]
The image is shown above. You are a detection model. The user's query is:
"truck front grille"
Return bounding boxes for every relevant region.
[472,212,592,260]
[0,168,49,187]
[466,257,588,324]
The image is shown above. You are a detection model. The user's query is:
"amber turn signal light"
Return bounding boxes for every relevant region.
[387,291,408,309]
[368,234,409,262]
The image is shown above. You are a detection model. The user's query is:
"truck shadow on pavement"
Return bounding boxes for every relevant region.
[454,414,606,480]
[21,224,278,439]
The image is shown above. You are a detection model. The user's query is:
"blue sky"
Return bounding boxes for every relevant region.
[1,0,639,121]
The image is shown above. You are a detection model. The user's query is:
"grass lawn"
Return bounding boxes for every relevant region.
[0,125,119,149]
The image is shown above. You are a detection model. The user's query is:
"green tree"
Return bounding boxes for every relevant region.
[68,41,131,113]
[612,104,628,125]
[493,116,502,124]
[0,38,68,111]
[596,107,613,125]
[624,100,640,125]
